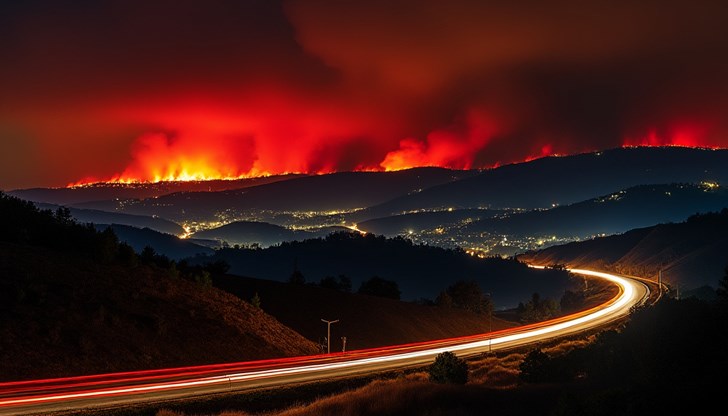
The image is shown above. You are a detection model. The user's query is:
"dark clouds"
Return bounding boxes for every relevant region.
[1,0,728,188]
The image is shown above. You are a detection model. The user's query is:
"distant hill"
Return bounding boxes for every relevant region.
[193,232,572,308]
[100,224,214,260]
[191,221,350,247]
[35,203,184,235]
[518,209,728,292]
[0,192,318,381]
[71,167,476,222]
[353,147,728,220]
[8,174,306,206]
[465,183,728,239]
[357,209,502,237]
[214,274,518,350]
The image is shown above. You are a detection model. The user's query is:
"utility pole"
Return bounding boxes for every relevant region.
[658,269,662,292]
[321,319,339,354]
[485,293,493,353]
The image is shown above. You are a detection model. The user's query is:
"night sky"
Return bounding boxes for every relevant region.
[2,0,728,189]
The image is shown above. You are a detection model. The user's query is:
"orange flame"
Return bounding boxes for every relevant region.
[622,122,720,149]
[66,98,725,188]
[380,110,499,171]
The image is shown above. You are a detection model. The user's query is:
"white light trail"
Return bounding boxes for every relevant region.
[0,268,647,413]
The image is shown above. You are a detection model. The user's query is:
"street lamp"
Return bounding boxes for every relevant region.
[321,319,339,354]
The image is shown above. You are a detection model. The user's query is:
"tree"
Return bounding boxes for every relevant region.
[54,207,74,226]
[117,243,138,268]
[337,275,352,293]
[94,227,119,263]
[519,349,551,383]
[140,246,157,265]
[520,292,560,323]
[358,276,401,300]
[429,351,468,384]
[251,292,261,309]
[444,280,491,314]
[289,258,305,284]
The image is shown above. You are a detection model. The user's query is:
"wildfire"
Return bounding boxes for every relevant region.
[622,123,721,149]
[64,105,725,188]
[380,109,499,171]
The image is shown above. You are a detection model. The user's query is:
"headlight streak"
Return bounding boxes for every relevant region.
[0,268,647,412]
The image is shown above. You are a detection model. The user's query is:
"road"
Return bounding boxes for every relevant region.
[0,268,649,415]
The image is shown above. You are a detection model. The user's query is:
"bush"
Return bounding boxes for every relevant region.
[519,349,551,383]
[519,292,560,323]
[429,351,468,384]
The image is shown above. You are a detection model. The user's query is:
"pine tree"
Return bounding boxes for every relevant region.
[251,292,262,309]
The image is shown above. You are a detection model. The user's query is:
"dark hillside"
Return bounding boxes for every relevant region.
[195,232,572,308]
[0,193,317,381]
[191,221,349,247]
[103,223,214,260]
[358,209,502,237]
[465,183,728,238]
[34,203,185,235]
[73,168,475,222]
[8,174,306,206]
[354,147,728,220]
[519,209,728,291]
[214,274,517,351]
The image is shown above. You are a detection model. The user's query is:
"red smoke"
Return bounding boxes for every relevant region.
[68,94,406,185]
[381,110,499,171]
[71,106,504,184]
[3,1,728,189]
[66,105,725,186]
[622,122,720,149]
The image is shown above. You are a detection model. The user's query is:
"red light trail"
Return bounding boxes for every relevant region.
[0,268,650,416]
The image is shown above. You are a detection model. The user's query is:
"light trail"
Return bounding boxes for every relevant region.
[0,268,649,415]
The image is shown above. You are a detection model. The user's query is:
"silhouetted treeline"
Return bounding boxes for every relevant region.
[686,206,728,224]
[516,293,560,323]
[435,280,493,315]
[0,192,228,285]
[0,192,125,263]
[196,231,571,306]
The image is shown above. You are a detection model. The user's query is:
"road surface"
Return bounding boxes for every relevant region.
[0,268,649,415]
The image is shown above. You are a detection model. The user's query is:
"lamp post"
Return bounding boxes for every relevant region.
[321,319,339,354]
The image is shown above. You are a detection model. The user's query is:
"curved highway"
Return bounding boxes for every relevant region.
[0,268,649,415]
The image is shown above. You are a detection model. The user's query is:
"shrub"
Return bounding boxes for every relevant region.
[429,351,468,384]
[519,349,551,383]
[251,292,262,309]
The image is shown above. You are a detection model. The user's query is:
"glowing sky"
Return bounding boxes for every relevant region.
[1,0,728,188]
